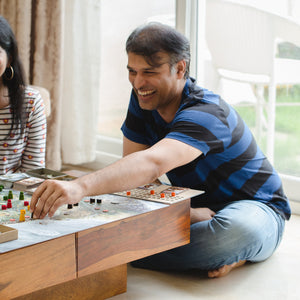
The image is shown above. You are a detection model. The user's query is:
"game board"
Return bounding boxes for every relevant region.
[0,183,203,226]
[114,183,203,204]
[0,188,32,224]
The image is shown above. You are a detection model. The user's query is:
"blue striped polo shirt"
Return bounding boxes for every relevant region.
[121,78,291,220]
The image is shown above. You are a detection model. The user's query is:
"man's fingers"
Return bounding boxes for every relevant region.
[30,181,49,212]
[31,180,62,219]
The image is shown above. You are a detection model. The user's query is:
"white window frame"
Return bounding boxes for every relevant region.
[90,0,299,214]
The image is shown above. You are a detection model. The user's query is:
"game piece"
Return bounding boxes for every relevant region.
[126,191,131,196]
[24,201,29,206]
[7,200,12,208]
[19,191,24,200]
[102,209,109,213]
[160,193,165,198]
[1,204,7,210]
[97,199,102,204]
[150,190,155,195]
[3,195,7,201]
[67,204,73,209]
[19,209,26,222]
[90,198,95,204]
[8,190,13,199]
[74,203,79,206]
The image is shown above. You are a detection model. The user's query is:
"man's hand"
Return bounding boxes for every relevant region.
[30,179,85,219]
[190,207,216,224]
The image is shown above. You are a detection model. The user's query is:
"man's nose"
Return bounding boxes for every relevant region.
[133,73,146,89]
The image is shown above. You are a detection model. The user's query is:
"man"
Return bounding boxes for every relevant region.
[31,23,290,278]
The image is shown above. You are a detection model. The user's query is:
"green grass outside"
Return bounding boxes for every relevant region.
[234,85,300,176]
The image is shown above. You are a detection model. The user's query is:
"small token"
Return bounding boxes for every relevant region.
[94,207,100,210]
[126,191,131,196]
[160,193,165,198]
[19,192,24,200]
[150,190,155,195]
[24,201,29,206]
[9,218,16,222]
[171,192,176,197]
[25,215,30,219]
[102,209,109,213]
[2,204,7,210]
[84,199,89,202]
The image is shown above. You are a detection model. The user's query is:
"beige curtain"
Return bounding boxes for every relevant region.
[0,0,63,170]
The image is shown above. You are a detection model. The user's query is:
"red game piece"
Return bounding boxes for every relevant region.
[7,202,12,208]
[171,192,176,197]
[24,201,29,206]
[150,190,155,195]
[126,191,131,196]
[160,193,165,198]
[2,204,7,210]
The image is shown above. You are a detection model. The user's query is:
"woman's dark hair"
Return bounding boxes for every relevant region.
[126,22,191,78]
[0,16,26,137]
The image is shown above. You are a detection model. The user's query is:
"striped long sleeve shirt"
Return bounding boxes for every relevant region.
[0,86,46,174]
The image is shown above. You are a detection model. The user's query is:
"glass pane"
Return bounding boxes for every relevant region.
[98,0,176,139]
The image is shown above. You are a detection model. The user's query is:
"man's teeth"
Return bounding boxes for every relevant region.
[138,90,155,96]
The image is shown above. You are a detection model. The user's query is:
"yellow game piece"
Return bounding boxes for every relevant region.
[27,205,30,211]
[19,209,26,222]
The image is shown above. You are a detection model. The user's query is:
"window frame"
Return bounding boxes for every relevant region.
[91,0,300,213]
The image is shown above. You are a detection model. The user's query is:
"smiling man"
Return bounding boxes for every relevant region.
[30,23,290,278]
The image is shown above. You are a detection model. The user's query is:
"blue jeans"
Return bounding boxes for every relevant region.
[131,200,285,271]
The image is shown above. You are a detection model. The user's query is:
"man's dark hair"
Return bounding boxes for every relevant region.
[126,22,190,78]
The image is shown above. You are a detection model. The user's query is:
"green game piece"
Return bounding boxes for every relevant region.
[0,186,3,192]
[3,195,8,201]
[8,190,13,199]
[19,191,24,200]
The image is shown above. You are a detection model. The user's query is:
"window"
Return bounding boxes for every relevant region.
[94,0,300,207]
[98,0,176,139]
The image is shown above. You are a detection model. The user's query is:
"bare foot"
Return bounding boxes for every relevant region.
[208,260,246,278]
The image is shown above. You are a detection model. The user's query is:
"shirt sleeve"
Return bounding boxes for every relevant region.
[21,89,47,171]
[121,91,151,145]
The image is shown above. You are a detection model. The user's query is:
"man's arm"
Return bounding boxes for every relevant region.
[30,138,202,219]
[123,136,149,157]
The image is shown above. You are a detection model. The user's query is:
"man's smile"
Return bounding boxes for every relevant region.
[137,89,156,97]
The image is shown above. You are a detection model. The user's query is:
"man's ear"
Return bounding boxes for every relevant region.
[176,60,186,79]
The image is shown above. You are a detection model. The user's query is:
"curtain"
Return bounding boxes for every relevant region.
[0,0,63,170]
[61,0,101,164]
[0,0,100,170]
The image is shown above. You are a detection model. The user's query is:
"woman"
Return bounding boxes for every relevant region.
[0,16,46,174]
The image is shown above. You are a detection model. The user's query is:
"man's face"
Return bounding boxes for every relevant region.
[127,52,183,112]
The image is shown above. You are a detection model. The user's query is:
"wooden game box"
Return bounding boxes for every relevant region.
[0,225,18,243]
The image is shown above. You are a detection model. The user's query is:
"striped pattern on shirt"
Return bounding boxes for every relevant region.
[0,86,46,174]
[121,78,291,220]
